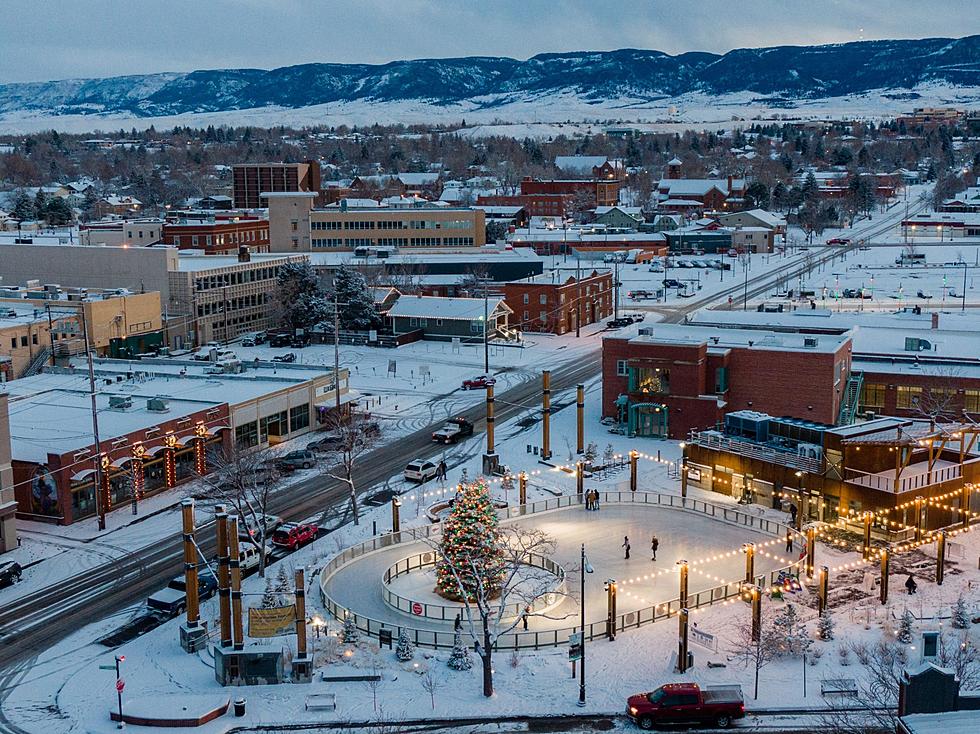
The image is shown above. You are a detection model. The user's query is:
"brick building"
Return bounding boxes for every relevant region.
[602,325,852,439]
[162,215,270,254]
[520,176,621,208]
[475,193,572,218]
[232,161,322,209]
[502,269,613,334]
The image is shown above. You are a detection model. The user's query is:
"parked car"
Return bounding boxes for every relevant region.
[307,434,343,452]
[608,317,635,328]
[290,337,310,349]
[192,342,221,360]
[662,278,683,288]
[404,459,439,483]
[269,333,292,348]
[432,417,474,444]
[147,571,218,618]
[253,461,282,484]
[826,237,851,246]
[241,332,266,347]
[237,513,283,540]
[271,522,318,551]
[272,352,296,363]
[628,290,655,301]
[275,450,316,470]
[462,375,496,390]
[648,263,664,273]
[917,290,934,299]
[0,560,23,588]
[626,683,745,730]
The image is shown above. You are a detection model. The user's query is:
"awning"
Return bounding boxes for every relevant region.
[207,425,230,436]
[314,389,361,408]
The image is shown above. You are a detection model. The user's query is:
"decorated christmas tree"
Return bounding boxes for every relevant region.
[396,629,415,661]
[435,478,502,601]
[817,609,835,641]
[952,596,969,630]
[898,608,914,644]
[342,613,360,644]
[447,631,473,670]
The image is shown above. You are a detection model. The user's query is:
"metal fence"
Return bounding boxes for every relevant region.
[319,491,805,651]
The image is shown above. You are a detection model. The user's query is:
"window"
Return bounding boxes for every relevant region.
[630,367,669,394]
[289,404,310,433]
[20,336,27,347]
[471,320,483,333]
[523,310,529,320]
[191,235,199,246]
[714,366,728,393]
[539,294,548,304]
[235,421,258,448]
[9,337,15,349]
[896,385,923,409]
[539,311,546,321]
[860,383,886,409]
[616,359,628,376]
[523,294,529,304]
[32,333,38,345]
[965,389,980,413]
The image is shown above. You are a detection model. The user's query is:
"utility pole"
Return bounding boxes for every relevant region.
[742,255,749,311]
[962,261,968,314]
[483,281,490,374]
[576,255,582,338]
[79,307,106,530]
[333,299,341,414]
[613,258,620,322]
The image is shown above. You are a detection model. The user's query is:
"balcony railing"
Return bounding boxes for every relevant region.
[690,432,822,474]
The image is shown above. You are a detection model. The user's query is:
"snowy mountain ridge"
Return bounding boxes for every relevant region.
[1,35,978,121]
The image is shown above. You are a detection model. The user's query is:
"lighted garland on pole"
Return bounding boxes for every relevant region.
[435,478,503,601]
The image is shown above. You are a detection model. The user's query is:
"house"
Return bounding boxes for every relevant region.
[715,208,787,236]
[938,180,980,213]
[387,295,514,342]
[593,206,644,228]
[555,156,609,176]
[656,177,746,211]
[729,226,775,253]
[94,196,142,218]
[370,287,400,313]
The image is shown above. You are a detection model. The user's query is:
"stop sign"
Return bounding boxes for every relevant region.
[116,678,125,692]
[411,602,423,615]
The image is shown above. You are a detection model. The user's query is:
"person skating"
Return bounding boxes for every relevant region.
[785,530,793,553]
[651,535,659,561]
[437,460,448,482]
[623,536,631,560]
[905,574,918,595]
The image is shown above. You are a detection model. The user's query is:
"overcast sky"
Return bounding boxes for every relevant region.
[1,0,977,84]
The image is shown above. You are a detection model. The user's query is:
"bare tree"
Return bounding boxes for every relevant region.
[820,640,908,734]
[427,524,569,697]
[914,367,964,425]
[938,631,980,690]
[420,668,440,710]
[320,413,379,525]
[196,443,282,577]
[727,619,779,700]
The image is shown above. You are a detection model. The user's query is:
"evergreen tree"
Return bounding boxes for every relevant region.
[603,444,615,467]
[45,196,73,226]
[260,576,280,608]
[33,190,49,219]
[332,264,378,330]
[10,190,35,221]
[898,608,914,644]
[447,631,473,670]
[342,613,360,643]
[773,603,811,656]
[276,260,329,332]
[817,609,835,641]
[436,478,502,601]
[396,629,415,661]
[801,172,820,203]
[273,565,292,605]
[584,442,598,466]
[952,596,969,630]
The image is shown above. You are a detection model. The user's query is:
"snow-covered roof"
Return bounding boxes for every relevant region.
[719,208,786,228]
[102,195,141,206]
[472,205,524,216]
[554,155,608,174]
[397,173,440,186]
[659,198,707,207]
[594,205,643,218]
[900,711,980,734]
[658,179,729,196]
[622,324,848,354]
[388,295,510,321]
[324,198,381,208]
[667,157,683,166]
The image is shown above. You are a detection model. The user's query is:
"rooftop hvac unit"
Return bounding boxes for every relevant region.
[43,284,60,293]
[637,327,655,336]
[146,398,170,413]
[796,443,823,460]
[108,395,133,410]
[905,337,931,352]
[67,293,86,302]
[803,336,819,348]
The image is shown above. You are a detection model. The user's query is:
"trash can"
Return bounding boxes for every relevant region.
[234,699,246,717]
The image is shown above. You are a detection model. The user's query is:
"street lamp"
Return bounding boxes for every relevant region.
[579,544,594,706]
[114,654,126,729]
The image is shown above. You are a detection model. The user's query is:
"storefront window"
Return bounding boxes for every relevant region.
[860,382,885,409]
[896,385,922,409]
[31,466,60,516]
[630,367,669,394]
[236,421,258,448]
[261,410,288,439]
[289,404,310,433]
[175,447,196,481]
[144,457,167,494]
[71,481,97,519]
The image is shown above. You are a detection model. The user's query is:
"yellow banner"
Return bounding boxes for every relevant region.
[248,605,296,638]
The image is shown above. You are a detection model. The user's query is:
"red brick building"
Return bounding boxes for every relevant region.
[502,270,613,334]
[520,177,621,208]
[232,161,322,209]
[476,193,572,218]
[602,325,852,439]
[163,215,270,254]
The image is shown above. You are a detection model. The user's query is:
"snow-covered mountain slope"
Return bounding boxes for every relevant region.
[0,36,977,133]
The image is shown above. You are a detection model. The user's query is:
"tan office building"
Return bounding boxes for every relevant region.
[266,192,485,253]
[0,394,16,553]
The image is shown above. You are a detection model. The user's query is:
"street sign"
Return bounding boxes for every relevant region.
[411,602,423,615]
[116,678,125,692]
[568,632,582,662]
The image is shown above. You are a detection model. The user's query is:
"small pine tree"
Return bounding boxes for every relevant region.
[584,442,598,467]
[260,576,279,608]
[342,613,360,644]
[817,609,835,641]
[396,629,415,661]
[447,631,472,670]
[952,596,969,630]
[274,565,292,604]
[773,603,811,656]
[603,444,615,467]
[898,608,914,644]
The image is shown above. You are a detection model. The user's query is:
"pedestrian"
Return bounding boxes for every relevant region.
[785,530,793,553]
[789,503,798,526]
[587,489,594,511]
[454,612,462,632]
[437,460,447,482]
[905,574,918,595]
[522,606,530,631]
[623,535,631,560]
[651,535,659,561]
[594,491,601,511]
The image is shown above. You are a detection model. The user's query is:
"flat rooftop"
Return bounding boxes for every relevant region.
[620,324,849,354]
[175,252,304,272]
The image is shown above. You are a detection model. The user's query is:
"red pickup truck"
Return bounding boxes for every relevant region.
[627,683,745,729]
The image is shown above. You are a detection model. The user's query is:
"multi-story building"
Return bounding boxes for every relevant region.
[94,196,142,218]
[232,161,322,209]
[168,251,307,346]
[266,192,485,253]
[502,270,614,334]
[0,394,16,553]
[520,176,621,208]
[474,193,572,218]
[602,324,853,439]
[162,215,270,254]
[79,218,164,247]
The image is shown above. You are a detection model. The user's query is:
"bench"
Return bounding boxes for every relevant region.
[305,693,336,712]
[319,672,382,683]
[821,678,858,698]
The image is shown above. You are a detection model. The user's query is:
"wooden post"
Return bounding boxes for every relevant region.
[576,384,585,455]
[486,383,495,455]
[542,370,552,460]
[391,497,401,534]
[181,499,200,629]
[606,579,617,641]
[677,608,690,673]
[817,566,829,616]
[880,549,889,605]
[863,511,873,561]
[750,586,762,642]
[744,543,755,584]
[629,450,638,493]
[962,484,972,530]
[936,531,947,586]
[519,471,527,506]
[228,515,244,651]
[216,511,232,648]
[678,560,689,610]
[295,567,308,659]
[914,496,924,541]
[806,527,816,580]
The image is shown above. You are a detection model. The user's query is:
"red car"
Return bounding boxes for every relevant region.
[271,522,317,550]
[627,683,745,730]
[826,237,851,246]
[461,375,496,390]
